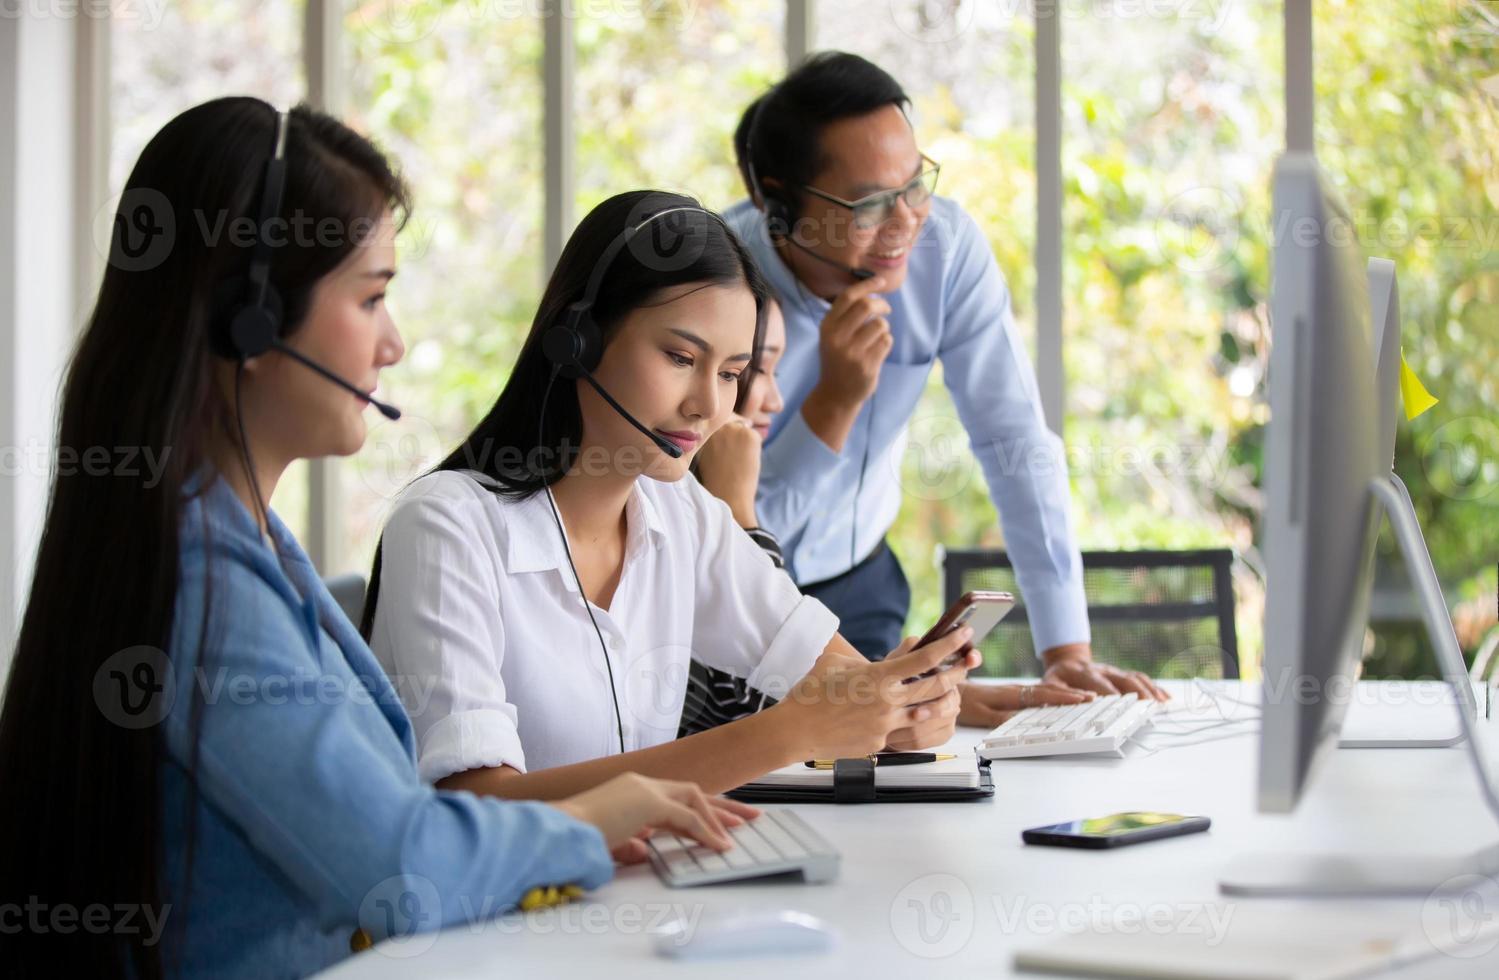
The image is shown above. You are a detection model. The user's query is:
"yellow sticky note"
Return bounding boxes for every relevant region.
[1399,350,1438,420]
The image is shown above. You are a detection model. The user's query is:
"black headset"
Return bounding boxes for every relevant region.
[744,90,876,284]
[744,104,796,244]
[542,205,731,376]
[541,205,738,460]
[212,108,401,421]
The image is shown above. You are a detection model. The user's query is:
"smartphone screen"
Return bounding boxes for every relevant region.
[1022,812,1211,848]
[903,591,1014,684]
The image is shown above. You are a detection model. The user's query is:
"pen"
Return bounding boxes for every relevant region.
[804,753,958,769]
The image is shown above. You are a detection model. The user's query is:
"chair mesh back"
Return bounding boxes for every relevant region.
[948,550,1237,680]
[323,573,368,629]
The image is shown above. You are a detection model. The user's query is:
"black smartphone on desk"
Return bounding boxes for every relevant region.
[1022,812,1210,849]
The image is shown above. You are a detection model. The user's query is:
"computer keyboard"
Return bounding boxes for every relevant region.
[646,808,840,887]
[978,692,1161,759]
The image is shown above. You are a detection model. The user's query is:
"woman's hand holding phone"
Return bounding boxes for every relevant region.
[881,634,983,750]
[769,625,977,758]
[903,591,1012,684]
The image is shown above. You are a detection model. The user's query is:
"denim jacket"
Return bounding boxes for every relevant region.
[153,475,613,977]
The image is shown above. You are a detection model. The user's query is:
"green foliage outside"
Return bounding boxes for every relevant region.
[334,0,1497,677]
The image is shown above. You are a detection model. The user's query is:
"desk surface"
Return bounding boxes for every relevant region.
[320,681,1499,979]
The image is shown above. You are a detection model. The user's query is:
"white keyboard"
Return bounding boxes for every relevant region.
[645,808,840,887]
[978,693,1161,759]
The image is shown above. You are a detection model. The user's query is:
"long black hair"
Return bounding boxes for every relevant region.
[360,190,769,638]
[0,97,409,978]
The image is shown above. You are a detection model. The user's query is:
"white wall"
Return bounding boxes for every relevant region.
[0,13,89,681]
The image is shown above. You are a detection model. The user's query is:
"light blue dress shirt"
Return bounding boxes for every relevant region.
[155,475,613,978]
[724,195,1090,653]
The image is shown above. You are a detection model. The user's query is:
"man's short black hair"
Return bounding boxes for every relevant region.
[734,51,910,215]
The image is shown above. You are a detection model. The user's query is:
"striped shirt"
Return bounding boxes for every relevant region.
[678,526,786,736]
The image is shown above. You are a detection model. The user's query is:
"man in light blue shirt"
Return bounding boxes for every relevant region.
[725,53,1165,723]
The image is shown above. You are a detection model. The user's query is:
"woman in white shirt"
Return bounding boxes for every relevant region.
[364,190,976,803]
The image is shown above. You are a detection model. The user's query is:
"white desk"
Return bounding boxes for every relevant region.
[321,681,1499,979]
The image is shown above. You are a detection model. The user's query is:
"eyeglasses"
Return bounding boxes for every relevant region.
[799,153,941,229]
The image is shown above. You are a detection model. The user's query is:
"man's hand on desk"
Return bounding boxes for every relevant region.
[1040,643,1169,702]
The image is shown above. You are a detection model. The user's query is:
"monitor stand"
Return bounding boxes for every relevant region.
[1220,473,1499,896]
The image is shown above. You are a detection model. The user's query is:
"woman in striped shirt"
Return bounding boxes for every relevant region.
[688,298,1093,735]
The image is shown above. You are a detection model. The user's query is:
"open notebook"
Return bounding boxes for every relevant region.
[745,747,983,791]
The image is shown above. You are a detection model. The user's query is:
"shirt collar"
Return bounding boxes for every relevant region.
[760,236,833,319]
[728,202,831,320]
[502,479,668,578]
[183,467,308,566]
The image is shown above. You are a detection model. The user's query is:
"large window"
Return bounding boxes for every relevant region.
[1059,0,1282,669]
[338,1,785,579]
[818,0,1497,673]
[99,0,1496,673]
[109,0,309,535]
[819,0,1040,639]
[342,2,546,577]
[1314,0,1499,674]
[574,1,783,214]
[110,0,305,190]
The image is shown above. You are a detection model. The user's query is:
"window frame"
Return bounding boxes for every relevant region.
[74,1,1320,574]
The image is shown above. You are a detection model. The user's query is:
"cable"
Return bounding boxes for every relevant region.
[1144,715,1261,737]
[1187,676,1263,712]
[539,368,627,755]
[1126,723,1260,757]
[1125,709,1261,756]
[850,391,875,573]
[1151,686,1261,726]
[779,245,881,576]
[1118,680,1265,755]
[1138,679,1263,729]
[233,363,274,555]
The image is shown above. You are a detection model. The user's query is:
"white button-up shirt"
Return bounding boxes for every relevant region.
[369,469,839,782]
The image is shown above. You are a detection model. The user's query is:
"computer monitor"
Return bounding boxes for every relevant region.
[1221,154,1498,897]
[1256,152,1385,814]
[1368,257,1401,473]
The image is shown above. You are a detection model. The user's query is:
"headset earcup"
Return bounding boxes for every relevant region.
[543,303,602,379]
[764,194,793,239]
[542,323,583,379]
[229,306,277,360]
[213,278,284,361]
[208,277,243,359]
[572,313,602,373]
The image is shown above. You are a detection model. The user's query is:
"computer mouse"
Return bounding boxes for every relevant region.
[652,909,838,959]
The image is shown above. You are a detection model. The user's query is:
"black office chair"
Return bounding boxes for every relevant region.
[323,573,367,629]
[940,548,1239,679]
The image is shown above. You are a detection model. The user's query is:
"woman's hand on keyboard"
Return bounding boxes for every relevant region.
[955,683,1095,729]
[554,773,762,859]
[771,626,978,756]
